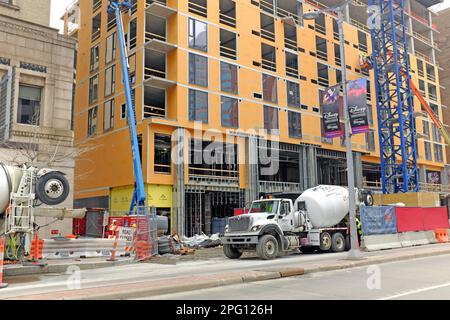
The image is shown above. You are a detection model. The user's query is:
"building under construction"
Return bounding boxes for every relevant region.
[65,0,447,236]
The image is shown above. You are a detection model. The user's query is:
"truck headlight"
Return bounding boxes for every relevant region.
[251,225,262,232]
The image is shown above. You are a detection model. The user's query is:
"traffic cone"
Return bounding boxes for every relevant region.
[0,237,9,289]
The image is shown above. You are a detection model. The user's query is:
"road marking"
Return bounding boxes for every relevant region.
[379,281,450,300]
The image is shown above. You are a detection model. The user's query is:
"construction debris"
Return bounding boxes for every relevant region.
[180,233,222,249]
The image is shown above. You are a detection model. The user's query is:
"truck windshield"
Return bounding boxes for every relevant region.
[249,200,279,214]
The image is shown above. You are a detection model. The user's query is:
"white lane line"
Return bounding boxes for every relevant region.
[379,282,450,300]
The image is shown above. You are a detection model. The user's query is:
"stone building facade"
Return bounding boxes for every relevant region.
[0,1,77,238]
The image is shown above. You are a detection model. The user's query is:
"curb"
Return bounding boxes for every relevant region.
[4,259,134,277]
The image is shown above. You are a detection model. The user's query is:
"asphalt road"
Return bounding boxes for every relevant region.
[2,243,450,299]
[141,254,450,300]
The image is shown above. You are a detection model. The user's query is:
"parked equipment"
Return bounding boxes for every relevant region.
[222,185,373,260]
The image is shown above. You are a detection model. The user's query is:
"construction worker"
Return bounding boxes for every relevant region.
[356,217,363,244]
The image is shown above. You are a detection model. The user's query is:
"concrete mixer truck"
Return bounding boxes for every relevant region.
[0,163,85,237]
[222,185,374,260]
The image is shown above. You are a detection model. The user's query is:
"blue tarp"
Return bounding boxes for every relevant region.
[360,206,397,235]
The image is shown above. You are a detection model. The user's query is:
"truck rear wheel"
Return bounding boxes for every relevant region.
[256,235,279,260]
[331,233,345,253]
[223,245,242,259]
[319,232,332,252]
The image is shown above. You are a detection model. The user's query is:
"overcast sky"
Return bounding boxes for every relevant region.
[50,0,450,32]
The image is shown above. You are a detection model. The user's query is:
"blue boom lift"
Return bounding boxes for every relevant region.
[108,1,146,214]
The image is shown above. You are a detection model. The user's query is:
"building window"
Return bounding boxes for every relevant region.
[103,99,115,131]
[262,74,278,103]
[286,81,300,108]
[154,134,172,173]
[188,18,208,52]
[317,63,329,87]
[89,74,99,104]
[128,53,136,84]
[90,45,100,72]
[432,124,441,142]
[88,106,98,137]
[17,85,41,125]
[189,0,207,18]
[189,53,208,87]
[288,111,302,138]
[424,141,432,161]
[434,144,443,163]
[105,33,117,64]
[121,103,127,119]
[221,96,239,128]
[264,105,279,133]
[104,65,116,97]
[220,62,238,94]
[358,30,368,53]
[315,36,327,61]
[423,120,430,138]
[92,13,101,41]
[129,18,137,50]
[189,89,208,123]
[366,130,376,151]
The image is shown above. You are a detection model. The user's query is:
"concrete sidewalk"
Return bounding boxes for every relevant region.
[5,242,450,300]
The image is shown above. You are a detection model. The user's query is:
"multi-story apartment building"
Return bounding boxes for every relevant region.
[0,0,77,237]
[434,7,450,184]
[71,0,446,236]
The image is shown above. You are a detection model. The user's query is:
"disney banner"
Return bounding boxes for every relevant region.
[347,78,369,134]
[320,85,342,138]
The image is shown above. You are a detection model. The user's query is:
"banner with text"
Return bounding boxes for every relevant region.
[347,78,369,134]
[320,85,343,138]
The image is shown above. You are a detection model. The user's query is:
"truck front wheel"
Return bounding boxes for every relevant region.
[223,245,243,259]
[256,235,279,260]
[319,232,332,252]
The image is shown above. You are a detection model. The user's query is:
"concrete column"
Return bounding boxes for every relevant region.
[306,146,318,188]
[245,135,259,204]
[299,146,308,191]
[173,128,186,236]
[353,152,363,189]
[343,4,350,23]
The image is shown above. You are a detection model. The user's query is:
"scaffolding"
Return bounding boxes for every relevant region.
[369,0,419,194]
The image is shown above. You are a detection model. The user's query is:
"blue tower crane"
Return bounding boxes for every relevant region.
[368,0,419,194]
[108,0,146,213]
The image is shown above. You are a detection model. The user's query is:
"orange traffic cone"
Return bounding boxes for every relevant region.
[0,237,8,289]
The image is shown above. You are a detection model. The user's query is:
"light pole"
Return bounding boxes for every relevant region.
[303,1,362,259]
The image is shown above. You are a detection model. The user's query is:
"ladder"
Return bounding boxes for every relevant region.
[5,166,35,235]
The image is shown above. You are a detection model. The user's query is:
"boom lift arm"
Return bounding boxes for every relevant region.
[108,1,146,214]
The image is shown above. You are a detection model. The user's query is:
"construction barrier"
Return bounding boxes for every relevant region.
[361,234,402,252]
[435,228,449,243]
[360,206,397,235]
[30,232,44,261]
[0,237,8,289]
[42,238,127,260]
[133,214,158,261]
[396,207,449,233]
[399,231,430,247]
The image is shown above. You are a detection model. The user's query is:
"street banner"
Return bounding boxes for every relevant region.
[347,78,369,134]
[320,85,342,138]
[360,206,397,235]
